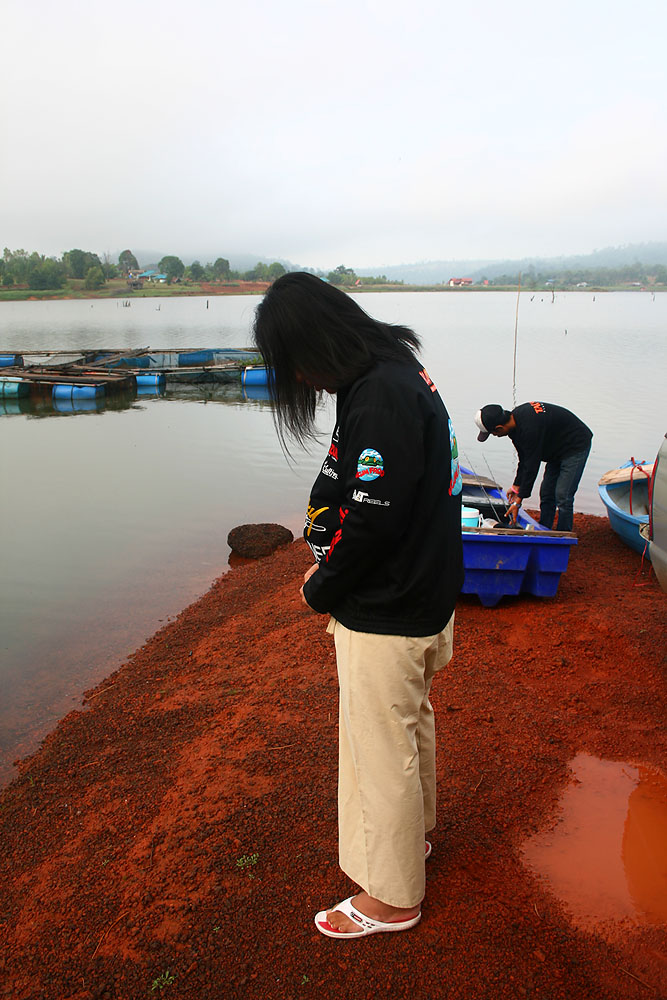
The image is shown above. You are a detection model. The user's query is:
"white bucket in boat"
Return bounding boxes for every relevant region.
[461,506,481,528]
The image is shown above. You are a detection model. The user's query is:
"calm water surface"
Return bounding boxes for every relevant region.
[1,291,665,783]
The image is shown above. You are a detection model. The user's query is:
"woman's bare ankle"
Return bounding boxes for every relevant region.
[352,891,421,921]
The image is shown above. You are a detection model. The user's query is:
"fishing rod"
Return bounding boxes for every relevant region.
[479,448,521,523]
[460,447,511,525]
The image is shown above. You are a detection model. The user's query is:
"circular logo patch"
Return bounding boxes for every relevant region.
[356,448,384,481]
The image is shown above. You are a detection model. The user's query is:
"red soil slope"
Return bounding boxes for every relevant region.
[0,514,665,1000]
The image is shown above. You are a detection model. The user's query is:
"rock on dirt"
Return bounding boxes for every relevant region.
[227,522,293,558]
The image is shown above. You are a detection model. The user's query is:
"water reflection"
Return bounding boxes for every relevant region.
[623,766,667,925]
[163,383,273,406]
[0,385,326,785]
[0,397,32,417]
[242,384,272,403]
[52,395,106,415]
[522,753,667,929]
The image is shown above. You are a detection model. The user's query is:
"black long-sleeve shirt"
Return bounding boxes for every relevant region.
[510,401,593,499]
[302,359,463,636]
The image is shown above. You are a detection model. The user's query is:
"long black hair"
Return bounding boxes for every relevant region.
[252,272,421,448]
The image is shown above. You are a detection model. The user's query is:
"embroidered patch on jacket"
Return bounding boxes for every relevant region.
[419,367,438,393]
[353,489,390,506]
[356,448,384,481]
[305,503,330,536]
[448,419,463,496]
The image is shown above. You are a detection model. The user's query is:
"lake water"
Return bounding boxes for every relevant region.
[1,291,665,784]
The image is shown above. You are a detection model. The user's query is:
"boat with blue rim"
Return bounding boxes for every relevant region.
[597,460,652,558]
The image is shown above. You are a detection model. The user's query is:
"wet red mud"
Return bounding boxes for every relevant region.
[1,514,665,1000]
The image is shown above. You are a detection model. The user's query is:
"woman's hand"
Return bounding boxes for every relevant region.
[300,563,319,608]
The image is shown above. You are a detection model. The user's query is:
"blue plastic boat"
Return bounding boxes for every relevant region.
[598,460,651,558]
[459,469,577,607]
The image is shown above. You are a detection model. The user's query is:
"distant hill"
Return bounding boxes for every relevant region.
[356,242,667,284]
[121,242,667,284]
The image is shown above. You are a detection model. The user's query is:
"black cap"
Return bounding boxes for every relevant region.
[474,404,508,441]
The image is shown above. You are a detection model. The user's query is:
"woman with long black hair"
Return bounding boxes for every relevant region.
[253,272,463,938]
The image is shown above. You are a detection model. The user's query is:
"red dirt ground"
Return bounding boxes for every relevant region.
[1,514,665,1000]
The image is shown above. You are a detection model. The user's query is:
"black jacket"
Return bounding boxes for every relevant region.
[302,359,463,636]
[510,401,593,498]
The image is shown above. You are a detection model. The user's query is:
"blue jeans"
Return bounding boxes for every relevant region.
[539,445,591,532]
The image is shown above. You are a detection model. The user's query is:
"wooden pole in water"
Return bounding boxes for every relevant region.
[512,272,521,408]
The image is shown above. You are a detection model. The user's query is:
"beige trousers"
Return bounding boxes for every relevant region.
[327,613,455,908]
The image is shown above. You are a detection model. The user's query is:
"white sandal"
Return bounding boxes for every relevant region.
[314,896,421,939]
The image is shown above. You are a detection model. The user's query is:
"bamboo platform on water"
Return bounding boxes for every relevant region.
[2,369,136,390]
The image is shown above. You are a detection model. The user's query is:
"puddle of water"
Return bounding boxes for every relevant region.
[522,752,667,929]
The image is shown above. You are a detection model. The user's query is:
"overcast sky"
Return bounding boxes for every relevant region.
[2,0,666,270]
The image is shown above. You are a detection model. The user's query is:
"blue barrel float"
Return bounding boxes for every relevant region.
[135,373,166,388]
[0,379,30,397]
[241,365,269,387]
[52,383,105,401]
[0,354,23,367]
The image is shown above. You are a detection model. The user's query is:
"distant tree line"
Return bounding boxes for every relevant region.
[485,262,667,288]
[0,247,292,290]
[326,264,404,287]
[124,252,289,285]
[1,247,115,290]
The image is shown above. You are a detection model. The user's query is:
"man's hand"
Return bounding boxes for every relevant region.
[505,486,521,525]
[300,563,319,608]
[507,498,521,525]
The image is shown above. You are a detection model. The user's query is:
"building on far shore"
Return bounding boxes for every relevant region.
[448,277,473,287]
[137,270,168,283]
